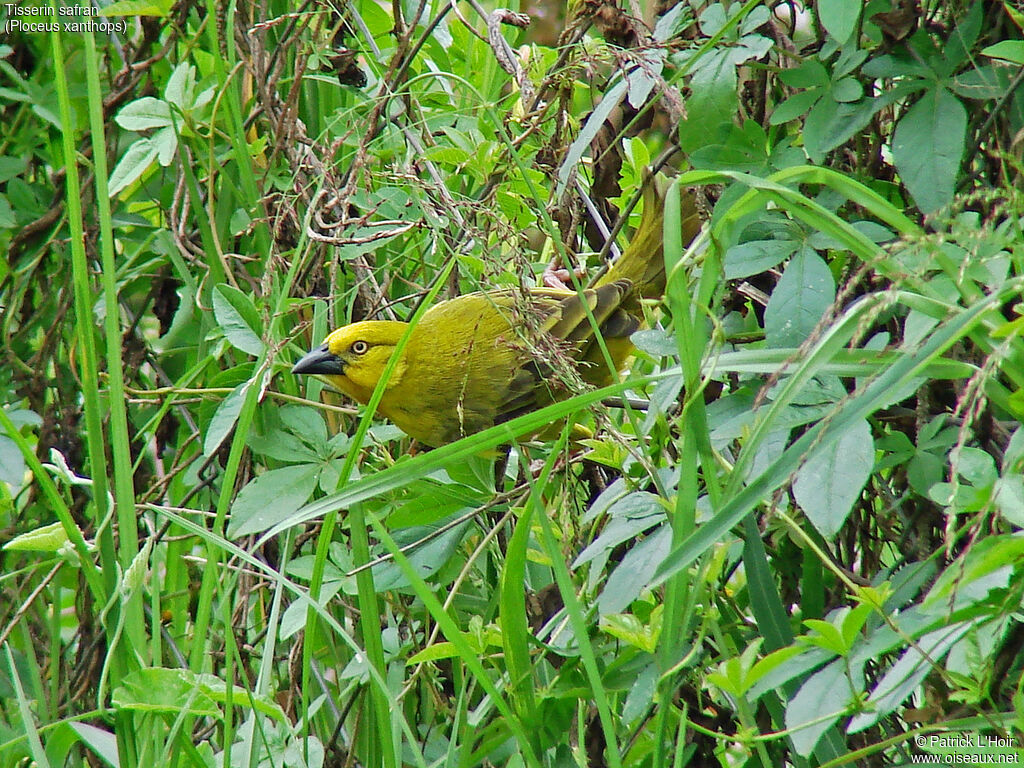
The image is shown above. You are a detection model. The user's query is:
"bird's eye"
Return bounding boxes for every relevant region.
[351,340,369,354]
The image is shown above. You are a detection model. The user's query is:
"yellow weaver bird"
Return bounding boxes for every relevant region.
[292,178,701,446]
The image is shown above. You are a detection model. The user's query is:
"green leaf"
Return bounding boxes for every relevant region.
[111,668,286,720]
[248,428,320,464]
[3,521,69,553]
[953,446,997,486]
[769,88,822,125]
[831,77,863,103]
[653,2,689,41]
[679,47,739,153]
[229,207,252,236]
[115,96,172,130]
[212,283,265,356]
[387,482,482,528]
[152,125,177,166]
[370,516,473,591]
[724,238,798,279]
[600,610,660,654]
[164,62,197,109]
[280,404,329,449]
[922,534,1024,613]
[801,618,850,655]
[764,248,836,348]
[0,435,24,487]
[942,2,983,73]
[793,418,874,538]
[406,642,459,664]
[108,138,158,197]
[203,378,251,457]
[982,40,1024,66]
[0,156,26,184]
[994,475,1024,527]
[804,97,882,162]
[786,657,864,756]
[501,504,536,716]
[621,663,658,723]
[597,526,672,615]
[847,624,970,734]
[573,502,663,567]
[892,87,966,213]
[780,60,830,89]
[227,464,320,538]
[626,49,666,109]
[67,723,119,768]
[818,0,860,43]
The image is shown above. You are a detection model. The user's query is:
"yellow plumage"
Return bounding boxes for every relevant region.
[292,178,701,446]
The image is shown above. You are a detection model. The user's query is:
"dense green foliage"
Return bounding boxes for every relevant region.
[3,0,1024,765]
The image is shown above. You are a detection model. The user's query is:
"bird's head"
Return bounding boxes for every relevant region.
[292,321,410,401]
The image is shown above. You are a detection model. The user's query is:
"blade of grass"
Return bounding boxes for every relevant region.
[81,23,147,663]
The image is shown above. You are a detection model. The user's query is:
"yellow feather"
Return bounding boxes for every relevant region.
[292,179,701,446]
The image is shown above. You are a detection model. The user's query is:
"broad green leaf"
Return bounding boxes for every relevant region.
[164,62,197,109]
[3,521,68,553]
[831,76,863,103]
[952,446,997,486]
[653,2,689,41]
[982,40,1024,65]
[892,87,966,213]
[280,404,329,449]
[793,418,874,538]
[779,60,829,89]
[818,0,860,43]
[112,668,286,720]
[994,475,1024,527]
[724,238,798,278]
[786,657,864,756]
[0,156,26,184]
[67,723,118,767]
[370,516,473,591]
[600,611,660,654]
[573,507,663,567]
[679,47,738,152]
[941,2,983,74]
[227,464,320,538]
[626,49,666,109]
[108,138,158,197]
[152,125,177,166]
[407,642,459,664]
[621,663,658,723]
[804,97,881,163]
[387,481,482,528]
[0,435,24,486]
[212,283,265,356]
[597,526,672,615]
[769,88,822,125]
[248,428,320,464]
[115,97,172,130]
[847,623,970,734]
[922,535,1024,613]
[764,248,836,348]
[203,378,251,457]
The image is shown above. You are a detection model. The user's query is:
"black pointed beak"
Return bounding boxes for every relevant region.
[292,344,345,376]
